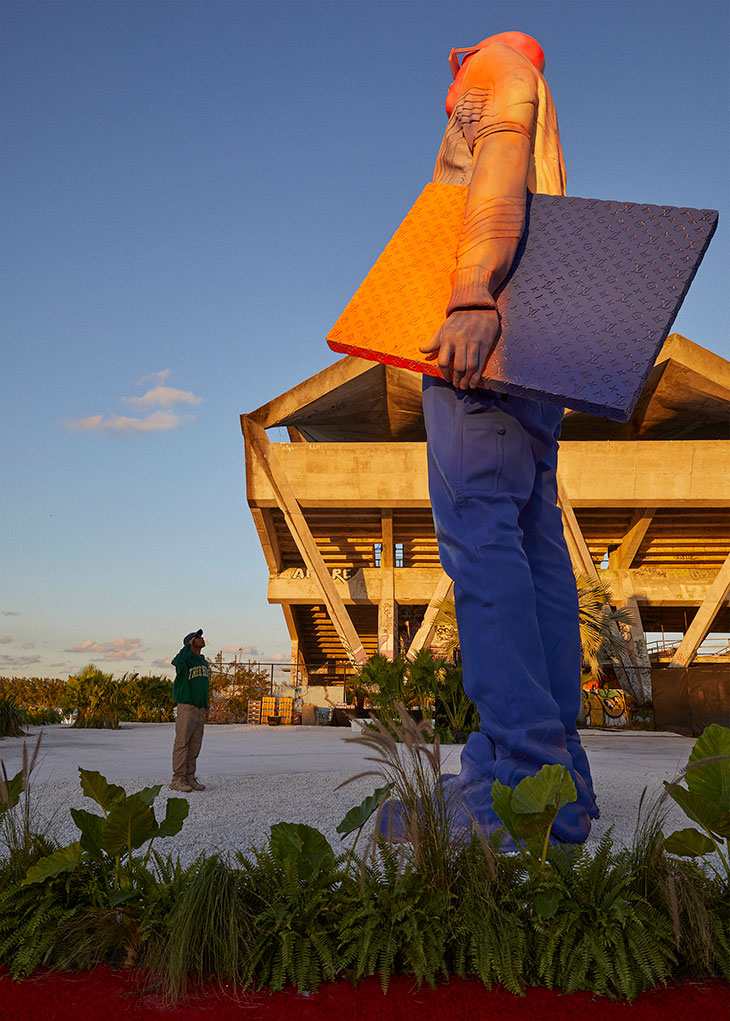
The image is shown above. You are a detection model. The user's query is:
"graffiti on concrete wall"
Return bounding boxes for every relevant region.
[582,685,628,727]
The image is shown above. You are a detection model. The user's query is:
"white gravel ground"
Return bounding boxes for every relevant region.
[0,723,697,865]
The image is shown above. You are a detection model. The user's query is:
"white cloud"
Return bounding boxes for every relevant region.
[0,654,41,668]
[66,410,190,434]
[0,637,10,644]
[123,386,202,409]
[64,637,147,661]
[135,369,170,387]
[218,645,263,657]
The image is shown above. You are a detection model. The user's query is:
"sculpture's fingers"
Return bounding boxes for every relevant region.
[419,327,443,356]
[437,340,454,383]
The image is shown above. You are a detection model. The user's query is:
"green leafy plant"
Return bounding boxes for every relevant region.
[490,764,578,865]
[662,723,730,881]
[449,841,528,994]
[630,791,730,981]
[530,836,676,999]
[22,706,62,726]
[344,706,475,887]
[358,655,411,724]
[432,661,480,743]
[0,733,55,889]
[145,853,252,999]
[235,822,348,992]
[575,573,634,680]
[23,768,189,907]
[60,665,128,729]
[119,673,175,723]
[0,696,26,738]
[0,676,66,715]
[339,842,450,991]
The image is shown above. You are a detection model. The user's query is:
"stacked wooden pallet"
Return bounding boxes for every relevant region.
[247,699,262,725]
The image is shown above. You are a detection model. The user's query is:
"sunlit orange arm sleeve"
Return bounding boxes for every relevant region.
[446,45,539,315]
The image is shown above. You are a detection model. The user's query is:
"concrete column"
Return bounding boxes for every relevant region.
[669,552,730,668]
[378,510,397,659]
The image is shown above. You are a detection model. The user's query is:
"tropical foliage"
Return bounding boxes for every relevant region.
[356,650,479,743]
[0,697,26,738]
[0,724,728,1000]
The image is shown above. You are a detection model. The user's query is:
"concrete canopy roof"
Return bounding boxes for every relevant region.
[245,334,730,443]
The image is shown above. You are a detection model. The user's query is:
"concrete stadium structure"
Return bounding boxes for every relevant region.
[241,334,729,713]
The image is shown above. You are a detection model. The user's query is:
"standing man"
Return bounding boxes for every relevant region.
[383,32,598,844]
[170,628,209,792]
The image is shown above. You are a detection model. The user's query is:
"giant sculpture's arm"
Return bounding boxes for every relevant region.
[421,46,538,389]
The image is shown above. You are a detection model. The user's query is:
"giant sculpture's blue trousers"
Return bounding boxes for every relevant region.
[422,375,598,841]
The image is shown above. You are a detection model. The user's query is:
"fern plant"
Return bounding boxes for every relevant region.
[448,838,529,994]
[340,841,450,991]
[0,876,80,976]
[530,835,676,999]
[235,822,350,993]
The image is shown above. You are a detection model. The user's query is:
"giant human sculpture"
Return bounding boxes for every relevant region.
[324,29,715,843]
[384,32,599,844]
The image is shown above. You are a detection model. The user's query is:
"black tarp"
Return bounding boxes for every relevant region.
[652,663,730,736]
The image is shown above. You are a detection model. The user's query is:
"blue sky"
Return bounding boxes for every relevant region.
[1,0,728,677]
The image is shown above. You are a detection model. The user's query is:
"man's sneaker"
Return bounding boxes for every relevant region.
[188,778,206,791]
[170,779,192,792]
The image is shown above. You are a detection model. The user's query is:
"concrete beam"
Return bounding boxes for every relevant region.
[557,441,728,508]
[267,567,445,604]
[669,553,730,668]
[245,356,374,430]
[378,510,397,659]
[407,571,454,661]
[556,471,598,577]
[246,441,431,508]
[250,507,283,573]
[267,566,720,608]
[245,440,729,510]
[603,569,721,606]
[243,417,368,666]
[609,509,656,570]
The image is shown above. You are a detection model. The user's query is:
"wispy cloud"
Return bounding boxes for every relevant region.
[66,375,201,435]
[135,369,170,387]
[20,642,34,650]
[2,611,20,617]
[66,410,190,434]
[0,637,10,645]
[123,386,202,409]
[0,654,41,669]
[271,652,286,662]
[64,637,147,662]
[152,657,172,669]
[221,644,262,657]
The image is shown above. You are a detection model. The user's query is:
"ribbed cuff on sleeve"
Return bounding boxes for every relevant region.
[446,267,498,315]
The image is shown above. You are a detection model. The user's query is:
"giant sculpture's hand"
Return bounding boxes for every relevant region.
[419,309,499,389]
